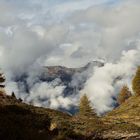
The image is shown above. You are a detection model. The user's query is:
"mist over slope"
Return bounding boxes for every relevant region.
[0,0,140,114]
[5,60,105,114]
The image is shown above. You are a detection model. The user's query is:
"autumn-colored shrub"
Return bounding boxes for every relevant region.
[117,85,131,104]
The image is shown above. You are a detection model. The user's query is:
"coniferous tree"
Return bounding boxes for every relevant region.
[0,73,5,84]
[79,94,96,117]
[132,66,140,96]
[12,92,16,98]
[117,85,131,105]
[0,73,5,95]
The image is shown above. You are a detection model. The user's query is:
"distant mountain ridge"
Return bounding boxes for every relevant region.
[43,60,105,91]
[45,60,104,76]
[44,60,104,80]
[6,60,105,114]
[14,60,105,107]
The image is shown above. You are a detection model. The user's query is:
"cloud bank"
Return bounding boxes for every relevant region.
[0,0,140,114]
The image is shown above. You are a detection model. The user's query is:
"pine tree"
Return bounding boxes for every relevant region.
[132,66,140,96]
[11,92,16,98]
[117,85,131,105]
[79,94,96,117]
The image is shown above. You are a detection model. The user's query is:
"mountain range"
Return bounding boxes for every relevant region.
[13,60,105,113]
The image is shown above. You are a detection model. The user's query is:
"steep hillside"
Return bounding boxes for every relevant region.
[1,72,140,140]
[0,104,51,140]
[104,95,140,126]
[102,95,140,139]
[0,92,140,140]
[0,93,72,140]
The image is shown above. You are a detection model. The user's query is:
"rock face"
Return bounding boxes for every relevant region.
[45,60,104,77]
[45,60,104,80]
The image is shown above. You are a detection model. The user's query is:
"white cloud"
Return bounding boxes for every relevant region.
[1,0,140,114]
[82,48,140,114]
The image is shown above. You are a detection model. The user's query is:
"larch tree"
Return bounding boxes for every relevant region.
[117,85,131,105]
[132,66,140,96]
[79,94,96,117]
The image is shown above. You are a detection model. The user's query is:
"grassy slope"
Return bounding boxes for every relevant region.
[0,94,140,140]
[101,95,140,139]
[104,95,140,125]
[0,94,71,140]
